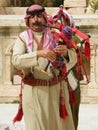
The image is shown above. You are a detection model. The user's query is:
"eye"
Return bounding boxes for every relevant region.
[37,14,43,18]
[30,15,34,18]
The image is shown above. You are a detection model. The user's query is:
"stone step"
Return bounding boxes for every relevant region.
[0,7,86,15]
[1,84,98,103]
[0,85,20,103]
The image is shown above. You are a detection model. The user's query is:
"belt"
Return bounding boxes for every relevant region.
[22,73,65,87]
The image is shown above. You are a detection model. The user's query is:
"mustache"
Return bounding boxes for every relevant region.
[33,21,42,26]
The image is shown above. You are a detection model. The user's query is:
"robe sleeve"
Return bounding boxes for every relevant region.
[65,48,77,71]
[12,35,38,70]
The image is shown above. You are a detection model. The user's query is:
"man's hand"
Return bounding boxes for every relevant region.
[37,50,56,62]
[54,45,68,57]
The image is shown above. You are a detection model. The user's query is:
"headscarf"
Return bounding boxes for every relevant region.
[24,4,47,26]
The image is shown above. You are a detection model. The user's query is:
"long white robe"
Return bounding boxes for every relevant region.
[12,31,77,130]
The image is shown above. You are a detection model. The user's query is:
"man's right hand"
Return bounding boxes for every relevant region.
[37,50,56,62]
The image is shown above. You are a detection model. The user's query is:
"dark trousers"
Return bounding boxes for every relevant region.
[71,82,81,130]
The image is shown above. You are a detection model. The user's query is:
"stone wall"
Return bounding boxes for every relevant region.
[0,0,10,6]
[64,0,87,7]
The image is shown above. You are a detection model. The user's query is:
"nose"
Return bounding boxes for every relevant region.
[34,15,38,21]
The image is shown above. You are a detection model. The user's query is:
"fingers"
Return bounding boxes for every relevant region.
[46,50,56,62]
[54,45,68,56]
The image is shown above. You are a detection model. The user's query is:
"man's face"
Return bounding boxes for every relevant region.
[29,13,47,32]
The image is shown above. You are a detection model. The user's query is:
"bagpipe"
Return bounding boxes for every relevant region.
[36,21,91,82]
[35,3,91,81]
[51,5,91,82]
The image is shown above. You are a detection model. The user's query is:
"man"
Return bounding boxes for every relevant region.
[12,4,77,130]
[53,7,81,130]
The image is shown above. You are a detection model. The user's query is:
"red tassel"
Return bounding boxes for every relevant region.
[76,49,84,81]
[13,80,23,123]
[85,41,90,60]
[13,104,23,123]
[59,83,68,119]
[66,78,76,105]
